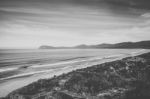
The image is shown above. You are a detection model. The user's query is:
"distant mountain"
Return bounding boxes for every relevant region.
[39,40,150,49]
[39,45,69,49]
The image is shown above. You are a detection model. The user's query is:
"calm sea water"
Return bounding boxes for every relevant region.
[0,49,149,97]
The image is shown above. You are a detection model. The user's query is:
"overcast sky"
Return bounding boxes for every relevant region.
[0,0,150,48]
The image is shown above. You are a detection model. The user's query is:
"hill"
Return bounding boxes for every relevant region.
[39,40,150,49]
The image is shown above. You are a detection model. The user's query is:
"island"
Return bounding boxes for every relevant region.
[1,52,150,99]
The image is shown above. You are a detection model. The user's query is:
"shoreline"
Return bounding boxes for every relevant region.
[2,52,148,97]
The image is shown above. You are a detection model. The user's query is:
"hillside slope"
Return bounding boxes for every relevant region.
[39,40,150,49]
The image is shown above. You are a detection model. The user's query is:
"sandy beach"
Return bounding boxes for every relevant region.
[0,49,149,97]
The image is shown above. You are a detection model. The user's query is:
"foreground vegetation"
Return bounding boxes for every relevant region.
[2,52,150,99]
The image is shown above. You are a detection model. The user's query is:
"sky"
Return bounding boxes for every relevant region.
[0,0,150,48]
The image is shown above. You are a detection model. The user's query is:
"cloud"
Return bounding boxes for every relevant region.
[142,13,150,18]
[0,0,150,48]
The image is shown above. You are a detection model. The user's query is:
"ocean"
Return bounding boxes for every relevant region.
[0,49,149,97]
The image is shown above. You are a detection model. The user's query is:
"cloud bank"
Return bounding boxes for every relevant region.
[0,0,150,48]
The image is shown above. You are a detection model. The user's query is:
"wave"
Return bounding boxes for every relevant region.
[0,67,18,72]
[0,52,137,73]
[30,54,123,68]
[0,54,125,80]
